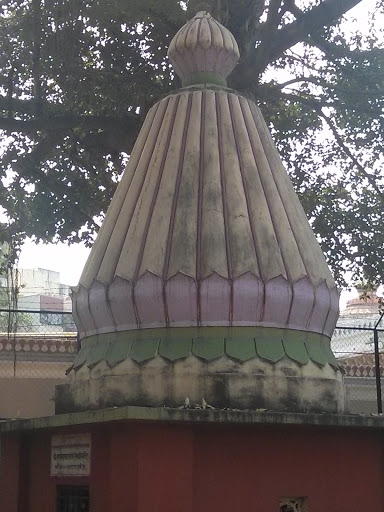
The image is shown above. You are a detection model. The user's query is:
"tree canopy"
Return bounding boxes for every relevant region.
[0,0,383,286]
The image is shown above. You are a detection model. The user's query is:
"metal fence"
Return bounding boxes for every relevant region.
[332,313,384,415]
[0,309,77,379]
[0,309,77,418]
[0,308,383,415]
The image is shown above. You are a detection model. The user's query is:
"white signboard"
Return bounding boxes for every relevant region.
[51,434,91,477]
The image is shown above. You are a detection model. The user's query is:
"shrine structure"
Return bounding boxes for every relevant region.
[62,9,344,414]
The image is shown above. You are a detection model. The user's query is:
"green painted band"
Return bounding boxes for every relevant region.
[182,71,227,87]
[70,327,339,372]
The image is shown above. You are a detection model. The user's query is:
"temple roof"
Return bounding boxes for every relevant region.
[72,11,339,341]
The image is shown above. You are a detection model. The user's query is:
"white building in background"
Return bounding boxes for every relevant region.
[16,268,74,333]
[0,267,77,418]
[332,288,383,357]
[18,268,71,299]
[332,288,384,415]
[337,288,382,328]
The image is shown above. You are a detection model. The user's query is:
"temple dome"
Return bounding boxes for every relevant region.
[73,87,338,340]
[168,11,240,86]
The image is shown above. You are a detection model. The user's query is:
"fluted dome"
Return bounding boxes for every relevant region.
[73,87,338,340]
[168,11,240,86]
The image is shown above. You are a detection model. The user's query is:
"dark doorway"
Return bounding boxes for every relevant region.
[57,485,89,512]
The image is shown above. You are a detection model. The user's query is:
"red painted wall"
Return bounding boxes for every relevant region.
[1,421,383,512]
[0,432,23,512]
[193,424,384,512]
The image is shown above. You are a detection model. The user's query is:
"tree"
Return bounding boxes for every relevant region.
[0,0,383,286]
[0,288,35,332]
[0,267,34,332]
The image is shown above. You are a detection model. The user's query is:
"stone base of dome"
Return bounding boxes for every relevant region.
[56,353,345,415]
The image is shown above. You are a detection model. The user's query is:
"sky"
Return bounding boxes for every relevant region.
[18,240,90,286]
[16,0,378,310]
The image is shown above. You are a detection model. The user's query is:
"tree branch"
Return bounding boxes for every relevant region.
[6,68,14,118]
[227,0,266,55]
[230,0,362,89]
[0,95,144,154]
[10,134,98,229]
[264,0,283,35]
[276,74,384,99]
[307,32,384,60]
[277,90,384,202]
[12,132,66,176]
[265,0,362,63]
[0,114,140,134]
[31,0,43,115]
[317,110,384,202]
[276,76,322,88]
[258,0,284,58]
[0,96,44,117]
[0,112,143,158]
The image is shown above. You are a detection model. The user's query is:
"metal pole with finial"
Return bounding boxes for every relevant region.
[374,311,384,414]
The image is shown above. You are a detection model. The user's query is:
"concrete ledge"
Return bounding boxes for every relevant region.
[1,405,384,433]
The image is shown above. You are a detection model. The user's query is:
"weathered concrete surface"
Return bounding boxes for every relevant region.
[56,355,344,414]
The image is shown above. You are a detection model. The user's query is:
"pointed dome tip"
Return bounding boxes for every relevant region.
[168,9,240,87]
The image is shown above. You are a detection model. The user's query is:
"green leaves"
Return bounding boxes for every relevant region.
[0,0,383,286]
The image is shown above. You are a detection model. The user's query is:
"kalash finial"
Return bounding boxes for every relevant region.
[168,9,240,87]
